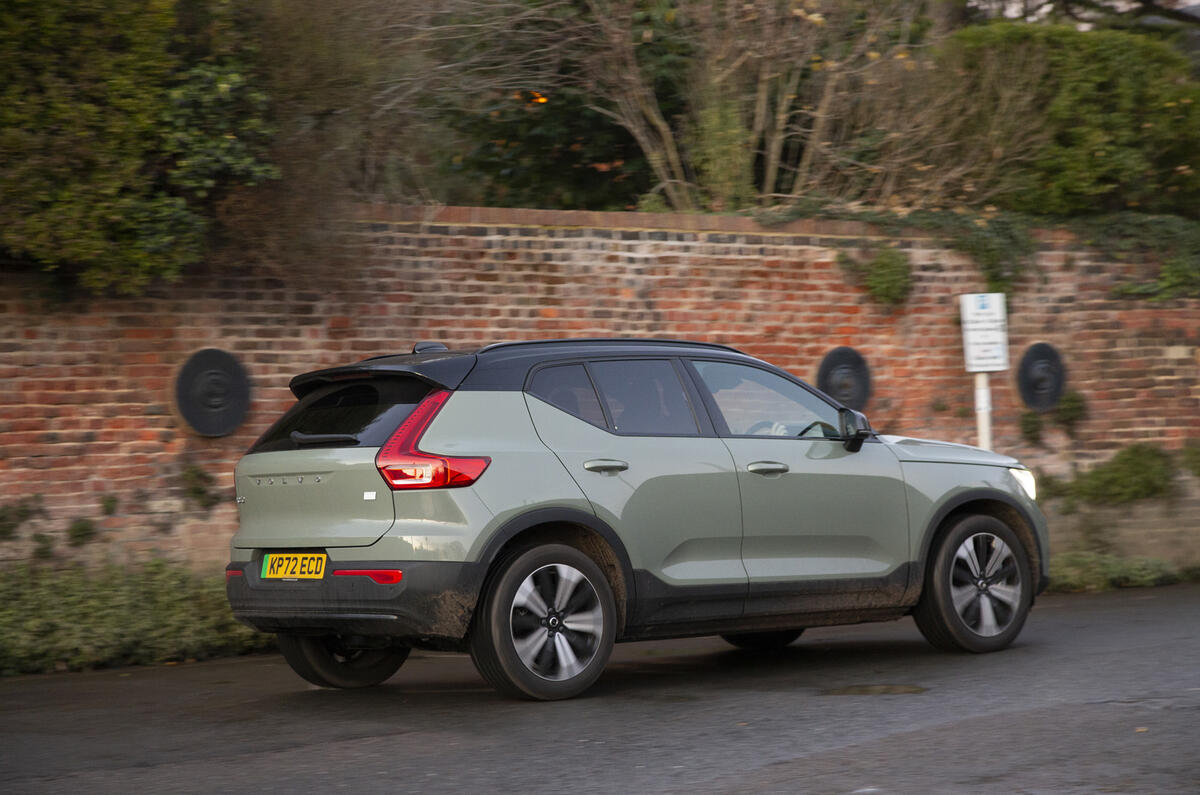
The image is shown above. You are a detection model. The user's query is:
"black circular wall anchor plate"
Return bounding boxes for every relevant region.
[1017,342,1066,412]
[817,347,871,411]
[175,349,251,437]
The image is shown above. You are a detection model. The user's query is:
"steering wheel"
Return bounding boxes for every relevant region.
[797,421,837,438]
[745,420,777,435]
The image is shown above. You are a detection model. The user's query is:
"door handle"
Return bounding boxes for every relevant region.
[583,459,629,473]
[747,461,789,476]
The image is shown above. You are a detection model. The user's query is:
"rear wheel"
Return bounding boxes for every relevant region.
[913,514,1033,653]
[277,634,410,688]
[721,629,804,650]
[469,544,616,700]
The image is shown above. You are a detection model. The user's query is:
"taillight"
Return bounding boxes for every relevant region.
[375,390,490,490]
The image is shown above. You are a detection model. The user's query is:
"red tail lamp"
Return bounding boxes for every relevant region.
[375,390,490,490]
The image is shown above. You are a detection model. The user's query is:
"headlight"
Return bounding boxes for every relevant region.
[1009,468,1036,501]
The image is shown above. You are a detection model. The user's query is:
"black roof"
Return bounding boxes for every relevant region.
[466,339,752,391]
[289,338,754,397]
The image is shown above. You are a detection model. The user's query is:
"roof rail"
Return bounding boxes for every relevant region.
[476,338,745,355]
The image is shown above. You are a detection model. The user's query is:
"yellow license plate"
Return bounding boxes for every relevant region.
[261,553,327,580]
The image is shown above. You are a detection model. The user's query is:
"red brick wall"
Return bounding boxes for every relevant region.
[1,205,1197,567]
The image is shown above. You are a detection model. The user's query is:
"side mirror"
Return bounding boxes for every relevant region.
[839,408,872,453]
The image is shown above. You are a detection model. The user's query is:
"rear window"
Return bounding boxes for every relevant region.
[527,364,607,428]
[588,360,699,436]
[250,378,430,453]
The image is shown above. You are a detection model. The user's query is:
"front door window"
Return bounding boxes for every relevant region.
[692,361,840,439]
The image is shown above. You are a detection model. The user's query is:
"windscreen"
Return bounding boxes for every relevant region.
[249,378,431,453]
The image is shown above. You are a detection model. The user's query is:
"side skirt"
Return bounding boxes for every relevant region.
[619,607,910,643]
[621,563,915,642]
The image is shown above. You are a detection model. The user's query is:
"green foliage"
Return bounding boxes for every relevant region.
[1051,390,1088,437]
[931,398,949,413]
[863,248,913,306]
[1182,441,1200,479]
[31,534,55,560]
[452,89,651,211]
[1073,213,1200,300]
[837,248,912,305]
[0,561,274,675]
[769,204,1035,293]
[1019,412,1043,447]
[638,191,672,213]
[101,495,119,517]
[1035,469,1072,500]
[762,200,1196,299]
[181,464,219,510]
[1074,444,1176,505]
[1048,551,1179,593]
[1040,444,1179,508]
[446,18,1200,224]
[945,24,1200,218]
[0,495,45,541]
[67,518,99,547]
[906,211,1037,292]
[162,61,277,201]
[690,92,754,212]
[0,0,276,295]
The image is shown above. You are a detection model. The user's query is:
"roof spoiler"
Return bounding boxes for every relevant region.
[289,353,477,398]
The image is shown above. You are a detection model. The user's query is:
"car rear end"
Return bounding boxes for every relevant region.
[225,354,492,647]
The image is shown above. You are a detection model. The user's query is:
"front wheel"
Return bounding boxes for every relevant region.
[277,634,410,688]
[913,514,1033,653]
[469,544,616,700]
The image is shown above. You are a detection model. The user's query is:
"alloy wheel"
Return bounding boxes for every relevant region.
[949,532,1023,637]
[509,563,604,681]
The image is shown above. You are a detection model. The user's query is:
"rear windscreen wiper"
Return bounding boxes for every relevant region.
[289,431,359,445]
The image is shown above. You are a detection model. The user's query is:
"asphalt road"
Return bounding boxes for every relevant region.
[2,585,1198,794]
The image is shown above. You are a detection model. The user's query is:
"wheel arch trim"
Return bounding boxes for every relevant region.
[915,489,1048,595]
[476,507,636,624]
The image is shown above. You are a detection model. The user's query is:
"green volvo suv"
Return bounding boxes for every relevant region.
[226,339,1048,700]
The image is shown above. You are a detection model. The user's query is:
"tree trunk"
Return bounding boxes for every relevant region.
[790,69,842,197]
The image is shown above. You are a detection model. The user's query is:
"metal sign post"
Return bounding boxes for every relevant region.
[959,293,1009,451]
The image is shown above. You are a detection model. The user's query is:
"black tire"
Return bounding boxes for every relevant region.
[277,634,410,689]
[720,629,804,650]
[913,514,1033,653]
[469,544,616,701]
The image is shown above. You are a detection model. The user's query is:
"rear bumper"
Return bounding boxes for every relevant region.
[226,558,485,648]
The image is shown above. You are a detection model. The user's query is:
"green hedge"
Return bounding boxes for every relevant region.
[944,24,1200,218]
[1073,443,1176,505]
[0,561,273,675]
[0,0,276,295]
[1047,551,1183,593]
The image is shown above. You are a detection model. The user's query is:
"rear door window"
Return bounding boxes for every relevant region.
[527,364,608,428]
[588,360,700,436]
[250,378,430,453]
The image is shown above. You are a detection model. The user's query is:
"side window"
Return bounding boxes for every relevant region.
[588,360,699,436]
[528,364,607,427]
[693,361,840,438]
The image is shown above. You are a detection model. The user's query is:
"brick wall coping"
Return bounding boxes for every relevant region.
[354,204,1077,244]
[357,203,897,239]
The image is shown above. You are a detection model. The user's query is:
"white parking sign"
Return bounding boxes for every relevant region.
[959,293,1009,373]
